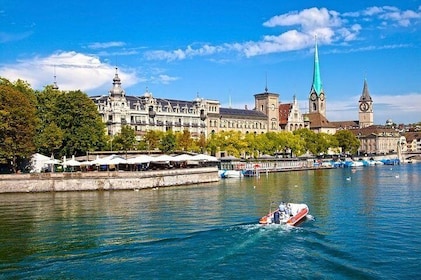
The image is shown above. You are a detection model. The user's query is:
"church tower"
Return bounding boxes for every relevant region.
[254,84,279,131]
[308,38,326,117]
[358,78,374,128]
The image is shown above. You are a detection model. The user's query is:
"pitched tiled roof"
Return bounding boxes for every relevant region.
[348,125,398,137]
[404,132,421,142]
[303,113,336,129]
[330,120,359,129]
[278,103,292,125]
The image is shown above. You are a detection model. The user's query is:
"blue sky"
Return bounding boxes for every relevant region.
[1,0,420,124]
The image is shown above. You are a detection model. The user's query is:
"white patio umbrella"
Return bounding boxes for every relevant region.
[79,160,93,166]
[191,154,219,162]
[64,155,81,167]
[173,154,195,161]
[151,154,174,162]
[43,155,61,172]
[43,158,61,164]
[91,155,114,165]
[127,155,154,164]
[107,157,127,165]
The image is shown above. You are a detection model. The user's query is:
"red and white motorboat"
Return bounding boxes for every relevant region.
[259,202,309,226]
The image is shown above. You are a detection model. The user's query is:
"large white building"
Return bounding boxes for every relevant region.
[91,69,278,139]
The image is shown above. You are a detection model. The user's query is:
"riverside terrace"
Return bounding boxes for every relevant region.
[32,153,220,173]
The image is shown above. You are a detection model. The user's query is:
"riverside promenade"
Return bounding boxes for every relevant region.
[0,167,219,193]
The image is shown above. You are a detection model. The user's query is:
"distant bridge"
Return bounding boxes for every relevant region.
[402,151,421,160]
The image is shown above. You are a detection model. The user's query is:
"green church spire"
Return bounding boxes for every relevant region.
[311,38,323,95]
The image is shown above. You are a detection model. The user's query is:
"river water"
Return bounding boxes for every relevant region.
[0,164,420,279]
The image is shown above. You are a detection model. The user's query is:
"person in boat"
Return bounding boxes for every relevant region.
[279,202,287,216]
[286,203,292,216]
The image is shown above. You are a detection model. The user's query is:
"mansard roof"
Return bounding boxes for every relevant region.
[154,97,196,108]
[91,94,201,110]
[216,107,267,120]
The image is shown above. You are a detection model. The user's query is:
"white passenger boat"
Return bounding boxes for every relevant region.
[259,202,309,226]
[218,170,243,178]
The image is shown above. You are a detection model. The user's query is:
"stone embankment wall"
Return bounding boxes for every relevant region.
[0,167,219,193]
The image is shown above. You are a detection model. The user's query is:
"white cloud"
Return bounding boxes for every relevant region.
[0,51,139,93]
[144,5,420,62]
[263,7,342,31]
[326,93,421,124]
[354,6,421,27]
[87,41,126,49]
[0,31,33,43]
[153,74,179,85]
[145,7,359,61]
[145,44,225,61]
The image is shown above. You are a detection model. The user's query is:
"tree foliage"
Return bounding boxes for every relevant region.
[159,130,176,153]
[334,130,360,155]
[0,78,37,172]
[143,130,163,151]
[176,130,193,151]
[112,125,136,152]
[35,88,106,157]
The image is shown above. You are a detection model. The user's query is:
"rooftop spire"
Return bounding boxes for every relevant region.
[265,72,268,93]
[109,67,125,97]
[52,65,59,90]
[359,78,372,102]
[311,36,323,95]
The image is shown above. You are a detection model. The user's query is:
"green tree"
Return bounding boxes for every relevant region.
[160,130,176,153]
[288,133,306,156]
[334,130,360,155]
[144,130,163,151]
[176,130,193,151]
[112,125,136,152]
[206,132,219,156]
[195,133,207,153]
[0,78,37,172]
[293,128,320,155]
[244,133,259,158]
[36,122,64,156]
[35,89,106,157]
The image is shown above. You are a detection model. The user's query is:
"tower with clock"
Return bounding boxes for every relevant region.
[308,38,326,117]
[358,79,374,128]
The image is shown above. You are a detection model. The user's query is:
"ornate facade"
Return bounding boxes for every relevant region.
[91,69,278,139]
[91,69,208,139]
[279,95,309,131]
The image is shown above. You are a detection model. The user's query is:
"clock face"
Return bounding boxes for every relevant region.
[319,93,325,101]
[360,102,369,112]
[310,93,317,101]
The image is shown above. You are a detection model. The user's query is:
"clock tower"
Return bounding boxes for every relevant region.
[308,38,326,117]
[358,78,374,128]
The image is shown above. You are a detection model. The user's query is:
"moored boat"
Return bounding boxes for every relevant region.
[259,202,309,226]
[218,169,243,178]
